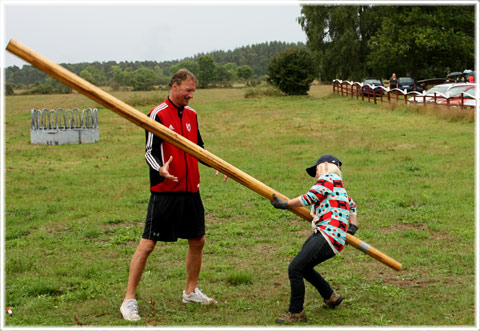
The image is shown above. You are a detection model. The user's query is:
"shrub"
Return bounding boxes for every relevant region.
[21,81,72,95]
[244,85,284,98]
[125,93,166,107]
[131,67,156,91]
[267,47,317,95]
[5,83,15,95]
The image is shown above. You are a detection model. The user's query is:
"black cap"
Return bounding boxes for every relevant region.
[306,155,342,177]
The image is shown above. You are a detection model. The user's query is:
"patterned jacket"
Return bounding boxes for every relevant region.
[300,173,357,253]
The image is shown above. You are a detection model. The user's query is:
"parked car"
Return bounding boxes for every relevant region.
[409,83,475,104]
[397,77,424,93]
[408,83,453,103]
[436,85,477,107]
[361,78,384,96]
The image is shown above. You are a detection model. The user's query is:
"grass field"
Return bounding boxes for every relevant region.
[3,84,476,328]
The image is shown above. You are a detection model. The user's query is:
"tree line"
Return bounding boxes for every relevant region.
[4,41,303,94]
[298,5,475,82]
[5,6,475,96]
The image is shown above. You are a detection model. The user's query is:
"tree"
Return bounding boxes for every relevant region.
[6,41,304,88]
[196,41,303,77]
[367,6,475,78]
[131,67,155,91]
[267,47,317,95]
[215,64,233,87]
[27,77,72,95]
[198,55,217,88]
[46,77,72,94]
[298,5,389,81]
[223,62,238,81]
[79,65,106,85]
[153,65,169,86]
[237,65,253,83]
[5,83,15,96]
[169,60,200,77]
[298,5,475,81]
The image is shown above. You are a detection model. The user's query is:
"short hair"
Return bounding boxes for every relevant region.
[169,69,198,87]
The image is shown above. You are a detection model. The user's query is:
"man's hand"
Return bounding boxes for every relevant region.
[271,193,289,209]
[347,223,358,235]
[159,156,178,182]
[215,170,228,183]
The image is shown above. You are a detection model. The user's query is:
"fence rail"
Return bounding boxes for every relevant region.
[332,79,477,109]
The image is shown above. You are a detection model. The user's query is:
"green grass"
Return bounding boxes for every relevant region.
[3,85,475,327]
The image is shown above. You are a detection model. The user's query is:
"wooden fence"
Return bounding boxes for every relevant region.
[332,79,476,109]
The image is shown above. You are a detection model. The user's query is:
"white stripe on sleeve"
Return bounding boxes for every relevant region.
[145,103,167,171]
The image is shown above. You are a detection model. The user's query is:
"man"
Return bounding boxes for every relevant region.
[120,69,224,321]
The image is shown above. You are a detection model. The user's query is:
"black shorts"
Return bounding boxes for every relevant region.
[142,191,205,242]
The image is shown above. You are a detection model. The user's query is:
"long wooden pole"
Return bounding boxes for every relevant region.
[6,39,402,271]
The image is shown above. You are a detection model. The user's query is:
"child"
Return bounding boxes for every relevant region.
[271,154,358,323]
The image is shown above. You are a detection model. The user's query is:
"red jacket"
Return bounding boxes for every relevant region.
[145,98,202,193]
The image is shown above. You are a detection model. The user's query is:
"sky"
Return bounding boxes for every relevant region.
[1,1,307,68]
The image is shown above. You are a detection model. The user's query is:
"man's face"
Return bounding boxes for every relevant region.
[170,78,196,107]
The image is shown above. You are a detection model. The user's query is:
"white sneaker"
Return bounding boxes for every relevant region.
[120,299,141,321]
[182,288,217,304]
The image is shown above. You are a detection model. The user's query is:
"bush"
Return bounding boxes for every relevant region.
[267,47,317,95]
[244,85,284,98]
[5,83,15,95]
[131,67,155,91]
[125,93,166,107]
[21,80,72,95]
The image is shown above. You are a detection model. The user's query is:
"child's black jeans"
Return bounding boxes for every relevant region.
[288,232,336,313]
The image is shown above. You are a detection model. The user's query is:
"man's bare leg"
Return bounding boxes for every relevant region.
[124,238,156,300]
[185,236,205,294]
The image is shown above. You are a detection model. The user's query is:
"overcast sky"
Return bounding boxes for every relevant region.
[1,1,307,68]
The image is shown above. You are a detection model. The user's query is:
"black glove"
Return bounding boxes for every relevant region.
[347,223,358,235]
[271,193,288,209]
